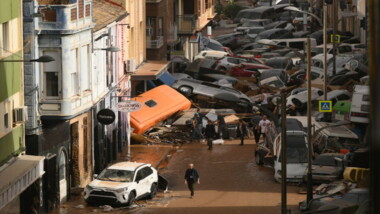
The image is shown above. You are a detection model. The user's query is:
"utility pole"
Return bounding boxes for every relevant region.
[281,91,287,214]
[306,37,313,204]
[323,3,328,100]
[332,0,338,75]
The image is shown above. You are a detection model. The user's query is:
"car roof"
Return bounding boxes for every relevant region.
[108,162,149,171]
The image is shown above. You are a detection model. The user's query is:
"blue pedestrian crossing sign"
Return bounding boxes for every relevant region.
[319,101,332,112]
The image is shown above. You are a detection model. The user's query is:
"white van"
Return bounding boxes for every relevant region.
[272,38,317,51]
[312,121,362,154]
[194,50,228,60]
[350,85,369,123]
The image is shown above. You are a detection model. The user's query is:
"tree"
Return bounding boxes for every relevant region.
[223,2,244,19]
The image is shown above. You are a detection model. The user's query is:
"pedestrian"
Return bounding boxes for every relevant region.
[251,115,261,144]
[191,112,204,142]
[258,115,271,142]
[204,119,216,150]
[237,119,248,145]
[184,163,200,198]
[216,113,226,139]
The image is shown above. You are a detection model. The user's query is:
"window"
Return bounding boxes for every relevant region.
[145,100,157,107]
[362,95,369,102]
[289,42,305,50]
[3,113,9,129]
[71,48,79,96]
[1,22,9,55]
[78,0,84,19]
[143,167,153,177]
[71,8,77,21]
[80,45,90,91]
[361,105,369,112]
[85,4,91,17]
[43,51,60,98]
[135,169,144,181]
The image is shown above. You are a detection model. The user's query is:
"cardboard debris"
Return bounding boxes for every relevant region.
[224,114,240,124]
[233,80,252,93]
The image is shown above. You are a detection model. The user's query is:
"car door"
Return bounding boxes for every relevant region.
[134,168,146,197]
[140,167,153,194]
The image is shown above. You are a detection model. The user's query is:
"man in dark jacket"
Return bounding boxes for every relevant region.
[204,119,216,150]
[184,163,200,198]
[237,119,248,145]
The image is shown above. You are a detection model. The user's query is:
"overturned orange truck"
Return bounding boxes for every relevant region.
[130,85,191,134]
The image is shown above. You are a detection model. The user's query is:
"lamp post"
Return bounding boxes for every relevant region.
[0,55,55,63]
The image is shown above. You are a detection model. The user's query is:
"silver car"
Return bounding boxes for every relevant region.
[171,78,252,104]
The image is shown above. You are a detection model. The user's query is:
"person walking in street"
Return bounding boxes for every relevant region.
[258,115,271,142]
[237,119,248,145]
[216,113,226,139]
[191,112,204,142]
[204,119,216,150]
[184,163,200,198]
[251,115,261,144]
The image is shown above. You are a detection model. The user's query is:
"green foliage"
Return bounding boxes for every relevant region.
[215,0,224,15]
[223,2,244,19]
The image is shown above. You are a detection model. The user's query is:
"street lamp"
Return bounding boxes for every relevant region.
[93,46,121,52]
[0,55,55,63]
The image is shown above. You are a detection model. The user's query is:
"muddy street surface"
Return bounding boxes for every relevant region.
[131,142,306,214]
[50,141,305,214]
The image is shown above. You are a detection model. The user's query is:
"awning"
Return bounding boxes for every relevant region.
[0,155,45,210]
[131,61,170,81]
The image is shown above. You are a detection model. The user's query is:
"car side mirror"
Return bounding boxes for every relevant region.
[93,174,98,179]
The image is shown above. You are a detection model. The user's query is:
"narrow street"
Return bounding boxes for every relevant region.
[131,141,306,214]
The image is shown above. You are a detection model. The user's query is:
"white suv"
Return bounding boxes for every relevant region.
[84,162,158,205]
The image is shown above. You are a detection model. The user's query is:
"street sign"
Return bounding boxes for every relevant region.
[319,101,333,112]
[117,100,142,112]
[330,34,341,43]
[97,109,116,125]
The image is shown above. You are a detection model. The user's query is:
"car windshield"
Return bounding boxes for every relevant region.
[313,155,342,167]
[279,135,308,163]
[98,169,135,182]
[248,28,262,34]
[242,22,260,27]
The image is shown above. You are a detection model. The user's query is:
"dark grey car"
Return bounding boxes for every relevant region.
[171,78,252,104]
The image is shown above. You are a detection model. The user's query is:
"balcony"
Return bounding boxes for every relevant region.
[146,36,164,49]
[37,0,93,33]
[176,15,196,35]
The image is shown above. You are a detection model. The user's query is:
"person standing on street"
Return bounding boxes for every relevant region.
[216,113,226,139]
[204,119,216,150]
[237,119,248,145]
[258,115,271,142]
[251,115,261,144]
[184,163,200,198]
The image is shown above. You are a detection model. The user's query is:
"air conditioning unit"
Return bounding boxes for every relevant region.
[124,59,136,74]
[13,106,28,124]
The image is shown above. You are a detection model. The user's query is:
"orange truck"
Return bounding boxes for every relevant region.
[130,85,191,134]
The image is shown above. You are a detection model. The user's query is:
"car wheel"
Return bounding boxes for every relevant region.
[148,183,158,199]
[178,86,192,97]
[255,152,263,166]
[127,191,136,206]
[292,98,303,108]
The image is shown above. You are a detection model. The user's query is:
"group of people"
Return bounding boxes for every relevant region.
[190,108,271,149]
[190,108,226,150]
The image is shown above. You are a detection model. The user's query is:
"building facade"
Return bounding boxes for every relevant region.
[23,0,95,211]
[0,0,45,213]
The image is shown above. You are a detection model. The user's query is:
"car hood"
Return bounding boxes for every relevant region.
[88,179,133,190]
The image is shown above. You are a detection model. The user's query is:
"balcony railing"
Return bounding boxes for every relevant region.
[146,36,164,49]
[176,15,196,35]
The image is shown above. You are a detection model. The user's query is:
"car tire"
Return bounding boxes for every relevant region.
[127,191,136,206]
[292,98,303,108]
[178,86,192,97]
[255,152,263,166]
[148,183,158,199]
